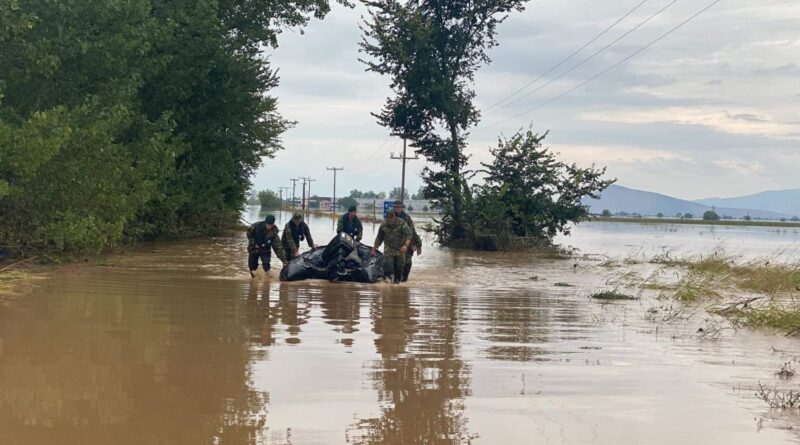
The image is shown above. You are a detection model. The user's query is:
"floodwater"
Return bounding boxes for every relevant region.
[2,209,800,444]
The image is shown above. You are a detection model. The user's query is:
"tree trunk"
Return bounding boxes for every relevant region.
[449,122,465,241]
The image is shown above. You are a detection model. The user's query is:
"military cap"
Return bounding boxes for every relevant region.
[393,200,404,207]
[348,205,357,212]
[292,212,303,221]
[264,214,276,224]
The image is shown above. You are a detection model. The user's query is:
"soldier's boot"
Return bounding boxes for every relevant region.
[401,263,412,282]
[249,269,256,278]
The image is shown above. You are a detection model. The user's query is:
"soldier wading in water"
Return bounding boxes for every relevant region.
[246,214,288,278]
[282,212,315,258]
[371,209,412,284]
[391,200,421,281]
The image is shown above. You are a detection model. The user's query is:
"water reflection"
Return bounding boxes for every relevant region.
[0,271,269,445]
[348,288,473,444]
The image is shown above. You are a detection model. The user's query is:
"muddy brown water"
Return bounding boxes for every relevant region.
[2,209,800,444]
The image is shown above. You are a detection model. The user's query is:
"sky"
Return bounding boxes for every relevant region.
[252,0,800,201]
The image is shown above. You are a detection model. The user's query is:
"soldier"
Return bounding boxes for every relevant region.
[371,210,412,284]
[246,214,288,278]
[337,205,364,241]
[392,200,422,282]
[282,212,315,257]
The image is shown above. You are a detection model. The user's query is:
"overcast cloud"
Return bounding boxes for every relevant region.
[253,0,800,201]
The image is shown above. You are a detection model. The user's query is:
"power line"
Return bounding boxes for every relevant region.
[483,0,652,114]
[354,136,393,169]
[484,0,679,117]
[477,0,722,132]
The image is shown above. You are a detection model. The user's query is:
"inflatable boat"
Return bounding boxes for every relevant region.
[280,233,384,283]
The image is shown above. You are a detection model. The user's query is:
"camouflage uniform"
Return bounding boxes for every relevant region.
[395,210,421,282]
[247,221,287,272]
[373,215,412,282]
[282,214,315,256]
[336,212,363,241]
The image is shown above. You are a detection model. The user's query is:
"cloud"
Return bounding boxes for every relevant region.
[253,0,800,198]
[578,107,799,139]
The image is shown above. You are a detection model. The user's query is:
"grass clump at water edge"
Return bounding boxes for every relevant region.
[590,290,639,301]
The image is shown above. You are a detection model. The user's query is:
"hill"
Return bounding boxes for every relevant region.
[582,185,791,220]
[697,189,800,218]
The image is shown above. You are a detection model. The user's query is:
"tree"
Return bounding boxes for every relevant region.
[338,196,357,211]
[388,187,408,200]
[702,210,720,221]
[349,189,385,199]
[601,209,612,217]
[743,215,752,221]
[684,213,694,219]
[656,212,664,218]
[411,186,427,200]
[467,129,614,248]
[676,212,684,219]
[0,0,345,253]
[361,0,527,244]
[257,190,281,208]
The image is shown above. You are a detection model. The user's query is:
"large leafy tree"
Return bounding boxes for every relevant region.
[470,129,614,249]
[360,0,526,244]
[0,0,344,253]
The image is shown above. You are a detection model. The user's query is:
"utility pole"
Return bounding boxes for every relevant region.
[390,138,418,202]
[326,167,344,212]
[278,186,290,208]
[306,178,317,211]
[299,177,309,211]
[289,178,300,209]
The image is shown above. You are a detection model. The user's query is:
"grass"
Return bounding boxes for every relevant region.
[593,216,800,229]
[590,290,639,301]
[623,250,800,334]
[714,304,800,335]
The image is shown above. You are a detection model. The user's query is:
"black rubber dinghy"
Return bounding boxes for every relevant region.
[280,233,384,283]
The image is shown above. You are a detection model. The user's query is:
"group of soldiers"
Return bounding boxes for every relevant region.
[246,200,422,283]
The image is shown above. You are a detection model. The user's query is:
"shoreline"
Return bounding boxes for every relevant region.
[591,216,800,229]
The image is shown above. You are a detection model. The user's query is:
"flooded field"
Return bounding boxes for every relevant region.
[2,208,800,444]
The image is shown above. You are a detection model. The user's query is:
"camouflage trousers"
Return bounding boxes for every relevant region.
[383,252,406,282]
[401,251,413,282]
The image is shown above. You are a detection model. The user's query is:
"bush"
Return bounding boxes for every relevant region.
[257,190,282,208]
[702,210,720,221]
[464,129,614,250]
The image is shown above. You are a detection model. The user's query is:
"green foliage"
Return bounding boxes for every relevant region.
[0,0,341,254]
[257,190,282,208]
[388,187,408,200]
[683,213,694,219]
[656,212,664,218]
[702,210,720,221]
[360,0,526,243]
[465,130,614,249]
[601,209,612,217]
[349,189,385,199]
[338,196,358,210]
[411,186,426,200]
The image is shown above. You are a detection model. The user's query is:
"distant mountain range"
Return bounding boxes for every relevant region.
[697,189,800,217]
[581,184,796,220]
